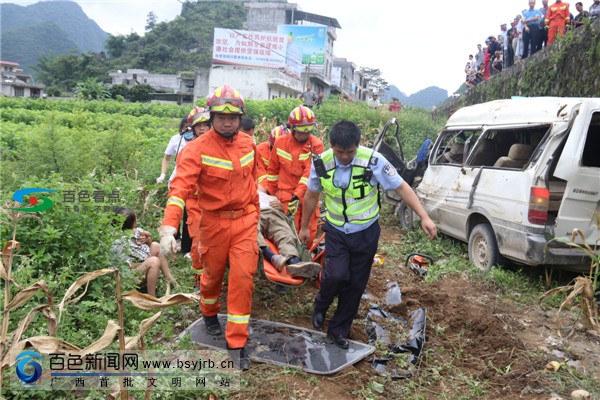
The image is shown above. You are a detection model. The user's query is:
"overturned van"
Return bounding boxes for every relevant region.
[416,97,600,271]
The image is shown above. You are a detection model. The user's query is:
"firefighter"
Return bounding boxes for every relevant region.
[266,106,324,244]
[181,108,211,291]
[545,0,570,45]
[159,85,259,370]
[256,125,288,187]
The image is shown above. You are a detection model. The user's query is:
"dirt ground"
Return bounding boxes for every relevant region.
[213,223,600,400]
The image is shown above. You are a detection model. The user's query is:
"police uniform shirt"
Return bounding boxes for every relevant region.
[306,149,404,234]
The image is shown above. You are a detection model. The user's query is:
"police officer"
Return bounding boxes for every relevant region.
[298,120,437,349]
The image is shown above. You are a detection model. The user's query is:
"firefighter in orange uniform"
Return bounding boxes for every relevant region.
[545,0,570,45]
[266,106,324,244]
[159,85,258,370]
[256,125,289,188]
[182,108,211,290]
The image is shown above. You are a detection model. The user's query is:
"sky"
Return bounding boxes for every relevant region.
[8,0,565,95]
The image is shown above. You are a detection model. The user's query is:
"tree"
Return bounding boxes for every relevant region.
[130,84,153,102]
[105,34,126,58]
[146,11,158,32]
[75,78,111,100]
[109,84,130,100]
[359,67,389,94]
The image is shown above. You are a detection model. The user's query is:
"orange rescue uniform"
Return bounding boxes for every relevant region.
[256,141,271,186]
[546,1,570,45]
[163,128,259,349]
[266,134,324,243]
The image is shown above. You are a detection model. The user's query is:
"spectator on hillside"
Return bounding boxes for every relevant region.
[476,63,485,83]
[572,2,590,27]
[492,50,503,74]
[487,36,501,73]
[499,23,509,67]
[475,44,484,66]
[538,0,550,49]
[589,0,599,20]
[483,39,491,79]
[514,15,525,60]
[523,0,543,58]
[506,19,517,67]
[465,70,478,91]
[467,54,477,71]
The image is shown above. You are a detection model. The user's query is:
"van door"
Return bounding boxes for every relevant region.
[553,103,600,245]
[418,129,479,241]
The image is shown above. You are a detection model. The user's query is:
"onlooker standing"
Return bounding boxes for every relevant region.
[499,23,509,68]
[523,0,543,58]
[589,0,600,21]
[367,93,381,108]
[506,20,517,67]
[486,36,501,73]
[483,39,491,79]
[572,2,590,27]
[239,116,256,143]
[545,0,570,45]
[300,84,318,109]
[514,15,525,60]
[475,44,484,66]
[538,0,550,49]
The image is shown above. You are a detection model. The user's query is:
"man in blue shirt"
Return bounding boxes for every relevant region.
[523,0,543,58]
[299,120,437,349]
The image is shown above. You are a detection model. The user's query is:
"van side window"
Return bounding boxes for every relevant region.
[470,126,549,169]
[582,112,600,168]
[432,130,480,165]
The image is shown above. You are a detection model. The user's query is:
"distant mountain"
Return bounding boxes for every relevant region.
[385,85,448,109]
[383,85,408,104]
[0,1,107,73]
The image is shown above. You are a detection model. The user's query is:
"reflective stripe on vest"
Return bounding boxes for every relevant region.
[319,147,379,226]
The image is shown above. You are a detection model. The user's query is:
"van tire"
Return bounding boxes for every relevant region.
[468,223,499,272]
[396,201,415,230]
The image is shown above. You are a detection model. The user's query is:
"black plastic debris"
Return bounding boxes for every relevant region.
[366,305,427,379]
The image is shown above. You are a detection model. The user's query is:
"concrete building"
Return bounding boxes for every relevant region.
[331,58,357,100]
[0,61,45,98]
[109,69,194,103]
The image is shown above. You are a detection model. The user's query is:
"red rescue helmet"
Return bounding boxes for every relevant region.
[287,105,316,132]
[269,125,288,146]
[188,106,210,126]
[207,85,245,115]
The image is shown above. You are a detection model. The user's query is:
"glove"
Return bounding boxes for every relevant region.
[287,195,300,216]
[158,225,177,256]
[156,174,165,184]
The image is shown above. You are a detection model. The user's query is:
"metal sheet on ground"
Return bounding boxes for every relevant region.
[183,315,376,375]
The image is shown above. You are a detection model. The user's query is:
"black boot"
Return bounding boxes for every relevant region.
[227,346,250,371]
[203,315,222,335]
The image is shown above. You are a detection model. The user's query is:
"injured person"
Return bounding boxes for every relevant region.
[258,190,321,279]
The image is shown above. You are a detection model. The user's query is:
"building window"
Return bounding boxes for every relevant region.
[14,87,24,97]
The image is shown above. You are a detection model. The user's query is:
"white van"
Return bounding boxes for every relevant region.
[413,97,599,271]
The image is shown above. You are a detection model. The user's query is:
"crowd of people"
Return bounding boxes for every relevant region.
[127,84,438,370]
[465,0,600,91]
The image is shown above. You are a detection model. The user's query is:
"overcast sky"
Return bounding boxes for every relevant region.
[8,0,574,95]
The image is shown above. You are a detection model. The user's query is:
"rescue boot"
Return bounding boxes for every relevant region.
[286,261,321,278]
[227,346,250,371]
[203,314,222,336]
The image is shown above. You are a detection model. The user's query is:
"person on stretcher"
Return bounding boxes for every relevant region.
[257,190,320,278]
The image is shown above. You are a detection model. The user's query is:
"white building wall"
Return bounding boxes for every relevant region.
[208,66,302,100]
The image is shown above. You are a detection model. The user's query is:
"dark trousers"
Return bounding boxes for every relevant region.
[522,25,540,58]
[315,220,381,338]
[538,27,548,51]
[178,207,192,253]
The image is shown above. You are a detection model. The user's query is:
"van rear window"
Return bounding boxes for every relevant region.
[582,112,600,168]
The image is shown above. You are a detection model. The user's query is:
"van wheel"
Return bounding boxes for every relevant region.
[396,201,415,230]
[468,223,499,272]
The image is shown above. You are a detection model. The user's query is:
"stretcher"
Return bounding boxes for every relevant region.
[262,222,326,288]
